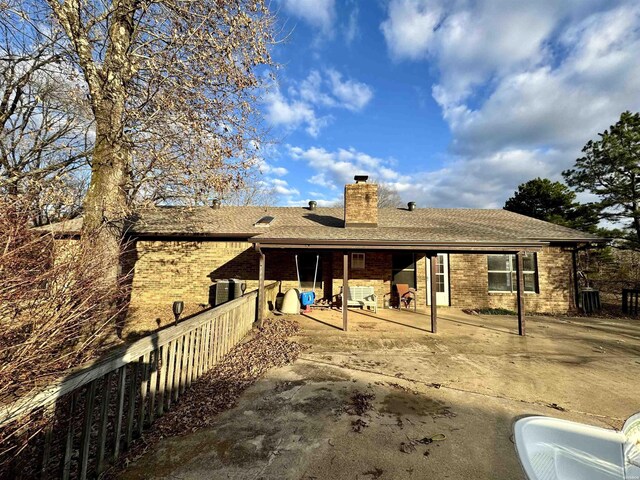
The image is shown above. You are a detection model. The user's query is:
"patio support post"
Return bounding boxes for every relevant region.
[572,248,580,310]
[515,251,525,336]
[343,251,348,332]
[430,253,438,333]
[257,248,265,328]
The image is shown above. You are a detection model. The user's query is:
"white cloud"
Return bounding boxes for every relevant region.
[344,4,359,45]
[298,71,335,107]
[285,197,340,207]
[378,0,640,208]
[380,0,442,61]
[269,178,299,196]
[257,159,288,176]
[288,145,400,193]
[326,69,374,111]
[287,144,558,209]
[263,69,373,136]
[263,88,330,137]
[278,0,335,34]
[438,3,640,157]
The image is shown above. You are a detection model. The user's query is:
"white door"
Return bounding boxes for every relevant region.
[427,254,450,306]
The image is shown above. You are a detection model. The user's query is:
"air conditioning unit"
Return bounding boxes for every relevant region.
[229,278,245,300]
[211,279,230,306]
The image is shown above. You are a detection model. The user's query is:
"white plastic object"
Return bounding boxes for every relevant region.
[279,289,301,314]
[514,413,640,480]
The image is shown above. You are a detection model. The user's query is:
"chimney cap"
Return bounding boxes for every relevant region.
[308,200,317,210]
[354,175,369,183]
[211,198,221,209]
[407,201,416,211]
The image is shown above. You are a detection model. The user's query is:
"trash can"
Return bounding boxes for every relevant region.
[579,288,601,314]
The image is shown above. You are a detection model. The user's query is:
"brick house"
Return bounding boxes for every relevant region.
[49,177,604,333]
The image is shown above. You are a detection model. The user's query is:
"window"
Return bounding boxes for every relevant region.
[351,253,365,270]
[434,254,446,293]
[254,216,274,227]
[392,253,416,289]
[487,254,537,293]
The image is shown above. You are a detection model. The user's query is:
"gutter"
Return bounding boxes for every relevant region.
[250,238,547,252]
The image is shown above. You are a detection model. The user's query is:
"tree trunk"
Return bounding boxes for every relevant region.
[82,100,129,284]
[633,211,640,246]
[81,0,136,285]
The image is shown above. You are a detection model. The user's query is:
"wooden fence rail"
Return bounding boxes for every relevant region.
[0,283,278,479]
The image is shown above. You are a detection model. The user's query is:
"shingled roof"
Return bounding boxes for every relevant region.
[42,206,604,248]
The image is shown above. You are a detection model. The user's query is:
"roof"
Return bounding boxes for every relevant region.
[40,206,605,249]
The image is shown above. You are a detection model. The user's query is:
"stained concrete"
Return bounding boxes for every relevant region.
[121,308,640,479]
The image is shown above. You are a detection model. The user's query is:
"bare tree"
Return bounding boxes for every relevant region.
[0,17,92,224]
[221,167,276,206]
[12,0,277,283]
[0,197,127,403]
[377,183,403,208]
[333,180,404,208]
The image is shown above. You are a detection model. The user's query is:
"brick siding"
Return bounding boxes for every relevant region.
[331,251,393,307]
[449,246,575,313]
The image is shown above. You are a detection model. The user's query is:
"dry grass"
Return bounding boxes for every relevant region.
[0,204,127,402]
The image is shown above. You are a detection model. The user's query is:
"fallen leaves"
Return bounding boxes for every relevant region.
[400,441,416,454]
[400,433,447,457]
[344,391,375,416]
[547,403,566,411]
[351,418,369,433]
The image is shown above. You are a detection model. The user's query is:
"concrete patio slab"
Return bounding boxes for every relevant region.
[121,309,640,480]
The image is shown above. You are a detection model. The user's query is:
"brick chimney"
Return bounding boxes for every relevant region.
[344,175,378,227]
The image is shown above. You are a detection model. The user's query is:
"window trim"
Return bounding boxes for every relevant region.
[487,254,538,294]
[351,252,366,270]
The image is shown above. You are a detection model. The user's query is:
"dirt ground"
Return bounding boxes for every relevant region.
[120,308,640,479]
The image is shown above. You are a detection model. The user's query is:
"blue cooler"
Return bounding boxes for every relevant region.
[300,291,315,307]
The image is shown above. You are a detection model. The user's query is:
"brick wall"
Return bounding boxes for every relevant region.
[331,251,392,307]
[122,239,261,332]
[344,183,378,226]
[449,246,575,313]
[91,240,575,333]
[123,241,336,332]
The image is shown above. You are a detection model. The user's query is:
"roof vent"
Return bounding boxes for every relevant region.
[408,201,416,211]
[354,175,369,184]
[254,215,274,227]
[308,200,317,211]
[211,199,221,210]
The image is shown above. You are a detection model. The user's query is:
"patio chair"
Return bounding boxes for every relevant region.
[395,284,416,309]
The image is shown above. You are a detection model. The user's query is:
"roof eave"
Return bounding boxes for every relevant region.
[127,231,256,239]
[252,237,547,251]
[529,237,609,244]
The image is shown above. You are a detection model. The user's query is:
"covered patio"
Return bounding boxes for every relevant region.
[255,242,543,336]
[246,177,602,336]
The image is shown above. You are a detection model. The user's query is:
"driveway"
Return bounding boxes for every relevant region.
[121,309,640,479]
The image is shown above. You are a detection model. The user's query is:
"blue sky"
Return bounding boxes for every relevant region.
[256,0,640,208]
